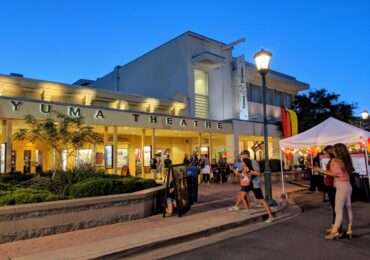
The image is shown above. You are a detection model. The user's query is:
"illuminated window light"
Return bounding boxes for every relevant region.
[83,95,92,106]
[41,90,52,101]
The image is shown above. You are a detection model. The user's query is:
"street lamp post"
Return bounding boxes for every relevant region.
[254,49,276,205]
[360,110,369,130]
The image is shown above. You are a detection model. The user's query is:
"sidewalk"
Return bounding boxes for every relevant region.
[0,183,306,260]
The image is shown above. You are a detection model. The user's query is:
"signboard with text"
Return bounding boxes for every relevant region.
[236,55,249,120]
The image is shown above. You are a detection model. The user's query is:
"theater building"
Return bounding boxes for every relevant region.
[0,31,309,177]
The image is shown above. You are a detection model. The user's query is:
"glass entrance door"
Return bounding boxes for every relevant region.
[24,150,31,173]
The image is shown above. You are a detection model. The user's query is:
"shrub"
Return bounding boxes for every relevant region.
[16,176,52,191]
[0,188,67,206]
[50,164,106,195]
[0,183,13,191]
[70,177,126,198]
[135,178,157,190]
[69,176,155,198]
[0,172,33,185]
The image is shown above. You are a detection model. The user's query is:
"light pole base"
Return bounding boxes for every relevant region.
[281,193,289,200]
[267,198,278,207]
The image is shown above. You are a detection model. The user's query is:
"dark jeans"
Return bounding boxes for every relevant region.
[326,185,336,224]
[202,174,210,182]
[214,172,220,183]
[310,175,324,191]
[187,175,198,204]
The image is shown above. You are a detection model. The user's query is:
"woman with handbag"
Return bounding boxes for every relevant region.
[315,143,354,240]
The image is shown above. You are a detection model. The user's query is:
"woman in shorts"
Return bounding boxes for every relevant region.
[228,160,252,214]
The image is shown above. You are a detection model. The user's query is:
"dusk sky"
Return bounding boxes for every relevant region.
[0,0,369,114]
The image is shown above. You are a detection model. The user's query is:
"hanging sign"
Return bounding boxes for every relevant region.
[236,55,249,120]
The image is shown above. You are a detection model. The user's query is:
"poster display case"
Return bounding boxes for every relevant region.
[105,145,113,169]
[143,146,151,167]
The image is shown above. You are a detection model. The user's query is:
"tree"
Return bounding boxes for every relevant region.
[292,88,357,133]
[14,111,103,179]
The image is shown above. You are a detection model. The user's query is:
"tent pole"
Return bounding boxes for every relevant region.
[280,149,286,199]
[365,144,370,198]
[311,148,314,175]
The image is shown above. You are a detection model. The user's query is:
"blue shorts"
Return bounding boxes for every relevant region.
[241,185,253,192]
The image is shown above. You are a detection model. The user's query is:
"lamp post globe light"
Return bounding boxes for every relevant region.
[361,110,369,120]
[253,49,276,205]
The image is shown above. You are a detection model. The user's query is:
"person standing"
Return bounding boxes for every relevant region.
[183,154,190,166]
[315,143,354,240]
[163,154,172,184]
[150,154,158,180]
[190,151,199,167]
[217,153,227,183]
[200,154,211,185]
[323,145,341,234]
[211,159,220,183]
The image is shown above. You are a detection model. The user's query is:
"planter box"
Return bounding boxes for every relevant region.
[0,186,165,243]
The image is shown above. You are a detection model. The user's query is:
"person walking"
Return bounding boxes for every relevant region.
[242,150,274,223]
[315,143,354,240]
[228,159,252,214]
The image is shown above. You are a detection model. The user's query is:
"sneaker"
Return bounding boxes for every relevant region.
[228,206,240,211]
[265,217,275,223]
[240,210,252,215]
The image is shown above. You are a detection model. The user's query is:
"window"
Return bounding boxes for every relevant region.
[250,84,261,103]
[266,88,273,105]
[194,69,209,118]
[285,94,293,108]
[274,90,284,106]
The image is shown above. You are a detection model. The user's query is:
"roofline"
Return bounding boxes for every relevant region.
[0,74,180,104]
[244,61,309,88]
[104,31,228,74]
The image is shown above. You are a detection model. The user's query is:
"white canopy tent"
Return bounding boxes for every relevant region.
[278,117,370,197]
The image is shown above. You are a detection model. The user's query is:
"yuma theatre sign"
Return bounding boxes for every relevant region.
[6,100,231,133]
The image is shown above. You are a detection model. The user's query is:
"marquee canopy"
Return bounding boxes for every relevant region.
[279,117,370,148]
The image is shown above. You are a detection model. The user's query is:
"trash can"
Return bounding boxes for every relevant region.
[186,166,199,204]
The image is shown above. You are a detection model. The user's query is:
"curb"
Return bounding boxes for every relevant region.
[95,203,292,260]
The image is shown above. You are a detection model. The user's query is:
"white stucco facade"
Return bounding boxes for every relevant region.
[89,31,309,125]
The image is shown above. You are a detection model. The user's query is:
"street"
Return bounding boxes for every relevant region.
[162,193,370,260]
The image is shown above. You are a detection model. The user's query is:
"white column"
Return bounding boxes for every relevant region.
[4,120,12,173]
[151,129,156,158]
[104,126,109,173]
[226,134,238,163]
[113,126,118,175]
[209,132,213,160]
[141,128,145,177]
